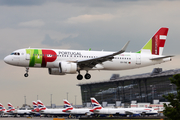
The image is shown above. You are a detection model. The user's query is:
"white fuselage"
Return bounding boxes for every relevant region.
[40,108,69,116]
[65,108,93,115]
[4,48,171,71]
[93,107,157,115]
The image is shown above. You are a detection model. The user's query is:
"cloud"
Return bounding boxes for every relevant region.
[66,14,115,24]
[0,0,47,6]
[18,20,45,27]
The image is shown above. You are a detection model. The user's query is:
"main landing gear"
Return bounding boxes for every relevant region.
[24,67,29,77]
[77,71,91,80]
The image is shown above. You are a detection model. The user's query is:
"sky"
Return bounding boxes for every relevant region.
[0,0,180,109]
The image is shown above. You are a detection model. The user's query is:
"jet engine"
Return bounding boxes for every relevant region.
[48,68,65,75]
[48,62,77,75]
[59,62,77,74]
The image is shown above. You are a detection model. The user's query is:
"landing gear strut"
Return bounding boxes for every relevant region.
[77,70,83,80]
[24,67,29,77]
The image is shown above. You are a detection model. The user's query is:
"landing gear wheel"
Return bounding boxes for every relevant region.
[85,73,91,79]
[77,74,83,80]
[24,67,29,77]
[24,73,28,77]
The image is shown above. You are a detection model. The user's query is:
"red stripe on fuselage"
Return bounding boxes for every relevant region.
[41,50,57,67]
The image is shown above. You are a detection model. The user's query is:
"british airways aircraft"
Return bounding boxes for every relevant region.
[90,98,158,116]
[4,27,172,80]
[62,99,93,117]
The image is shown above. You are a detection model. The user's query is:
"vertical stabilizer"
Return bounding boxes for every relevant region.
[7,103,15,112]
[138,27,169,55]
[90,98,102,112]
[37,100,46,111]
[62,99,73,112]
[32,101,38,112]
[0,103,6,112]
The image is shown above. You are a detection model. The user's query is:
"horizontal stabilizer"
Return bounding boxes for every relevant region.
[150,55,174,60]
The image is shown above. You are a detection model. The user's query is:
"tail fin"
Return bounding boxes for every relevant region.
[37,100,46,111]
[62,99,73,112]
[89,98,102,112]
[0,103,6,112]
[32,101,38,112]
[7,103,15,112]
[138,27,169,55]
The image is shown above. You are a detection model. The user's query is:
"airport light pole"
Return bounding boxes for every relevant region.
[24,96,26,105]
[75,95,77,108]
[51,94,52,108]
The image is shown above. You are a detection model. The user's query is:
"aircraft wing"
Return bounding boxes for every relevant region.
[77,41,130,69]
[125,110,139,115]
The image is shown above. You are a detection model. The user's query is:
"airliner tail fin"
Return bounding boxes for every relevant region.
[37,100,46,111]
[62,99,73,112]
[138,27,169,55]
[89,97,102,112]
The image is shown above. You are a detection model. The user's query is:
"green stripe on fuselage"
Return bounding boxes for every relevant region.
[26,49,42,67]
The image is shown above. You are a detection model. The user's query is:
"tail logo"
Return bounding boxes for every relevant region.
[139,27,169,55]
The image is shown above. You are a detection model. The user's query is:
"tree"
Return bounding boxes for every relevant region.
[163,74,180,120]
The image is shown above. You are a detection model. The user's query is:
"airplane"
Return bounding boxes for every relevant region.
[4,27,173,80]
[7,102,32,117]
[62,99,93,117]
[90,97,158,117]
[37,100,69,117]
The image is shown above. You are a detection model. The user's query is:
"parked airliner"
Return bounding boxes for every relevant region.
[4,27,172,80]
[7,103,32,117]
[62,99,93,117]
[37,100,69,117]
[90,98,157,117]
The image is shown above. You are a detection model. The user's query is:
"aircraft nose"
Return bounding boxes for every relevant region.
[4,55,11,64]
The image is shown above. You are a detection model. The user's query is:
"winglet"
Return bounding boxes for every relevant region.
[112,41,130,56]
[121,41,130,52]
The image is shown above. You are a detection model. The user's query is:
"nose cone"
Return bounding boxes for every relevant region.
[4,55,12,65]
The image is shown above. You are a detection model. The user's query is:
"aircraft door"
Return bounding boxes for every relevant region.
[136,54,141,65]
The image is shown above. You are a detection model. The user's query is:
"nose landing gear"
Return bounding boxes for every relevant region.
[24,67,29,77]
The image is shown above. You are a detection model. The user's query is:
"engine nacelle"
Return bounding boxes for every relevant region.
[48,68,65,75]
[59,62,77,74]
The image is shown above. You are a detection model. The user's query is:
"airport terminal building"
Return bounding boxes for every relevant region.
[77,68,179,106]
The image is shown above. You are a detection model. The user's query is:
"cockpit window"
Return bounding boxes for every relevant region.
[11,52,20,55]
